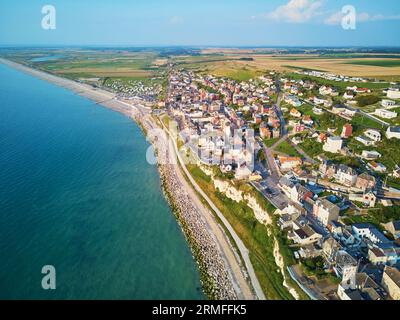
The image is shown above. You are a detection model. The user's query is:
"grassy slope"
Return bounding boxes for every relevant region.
[187,164,309,300]
[275,140,301,157]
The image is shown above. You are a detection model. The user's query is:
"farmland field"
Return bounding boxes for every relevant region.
[1,49,165,81]
[3,48,400,83]
[345,60,400,68]
[187,50,400,81]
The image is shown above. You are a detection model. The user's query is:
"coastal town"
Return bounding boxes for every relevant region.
[3,0,400,309]
[118,62,400,300]
[2,50,400,301]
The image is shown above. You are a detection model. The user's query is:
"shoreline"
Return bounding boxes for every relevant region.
[0,58,257,300]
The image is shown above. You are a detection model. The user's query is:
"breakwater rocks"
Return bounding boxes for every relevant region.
[134,112,237,300]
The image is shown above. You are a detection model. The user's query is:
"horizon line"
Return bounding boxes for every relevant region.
[2,44,400,49]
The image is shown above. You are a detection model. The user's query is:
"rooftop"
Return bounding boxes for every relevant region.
[384,266,400,287]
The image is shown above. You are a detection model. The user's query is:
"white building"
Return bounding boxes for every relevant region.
[314,97,326,105]
[336,165,358,187]
[387,127,400,140]
[381,99,396,108]
[361,150,381,160]
[375,109,398,119]
[356,136,376,147]
[387,89,400,100]
[313,107,324,115]
[352,224,391,245]
[313,199,340,227]
[364,129,382,142]
[323,136,343,154]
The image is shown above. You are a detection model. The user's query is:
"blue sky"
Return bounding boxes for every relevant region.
[1,0,400,46]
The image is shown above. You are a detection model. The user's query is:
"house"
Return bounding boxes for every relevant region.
[383,221,400,239]
[278,214,296,230]
[365,129,382,143]
[341,108,357,119]
[341,124,353,138]
[387,88,400,99]
[323,136,343,154]
[313,107,324,115]
[349,190,377,208]
[381,266,400,300]
[329,220,344,235]
[352,223,391,246]
[298,244,323,259]
[338,273,383,301]
[381,99,396,108]
[368,247,400,266]
[355,88,371,94]
[272,128,281,139]
[290,108,302,118]
[289,224,323,246]
[368,162,387,173]
[313,199,340,227]
[302,115,314,126]
[387,126,400,140]
[363,190,377,208]
[278,156,303,171]
[293,123,306,133]
[356,135,376,147]
[375,109,398,119]
[279,177,313,204]
[319,160,337,179]
[343,91,355,100]
[285,95,302,107]
[368,248,388,265]
[356,173,376,191]
[361,150,381,160]
[260,127,272,139]
[319,85,338,96]
[323,237,342,266]
[313,97,327,105]
[337,228,359,247]
[336,164,358,187]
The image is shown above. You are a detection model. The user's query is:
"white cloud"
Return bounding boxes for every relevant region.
[169,16,184,25]
[263,0,324,24]
[257,1,400,26]
[323,11,342,25]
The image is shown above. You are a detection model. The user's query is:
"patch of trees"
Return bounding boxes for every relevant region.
[356,94,380,107]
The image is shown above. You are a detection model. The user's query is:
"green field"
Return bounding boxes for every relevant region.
[275,140,301,157]
[2,49,164,81]
[345,60,400,68]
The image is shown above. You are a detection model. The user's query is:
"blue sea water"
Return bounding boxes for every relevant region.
[0,63,204,300]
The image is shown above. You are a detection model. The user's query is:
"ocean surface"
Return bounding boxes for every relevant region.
[0,63,204,300]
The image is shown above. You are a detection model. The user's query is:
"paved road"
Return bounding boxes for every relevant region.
[162,122,266,300]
